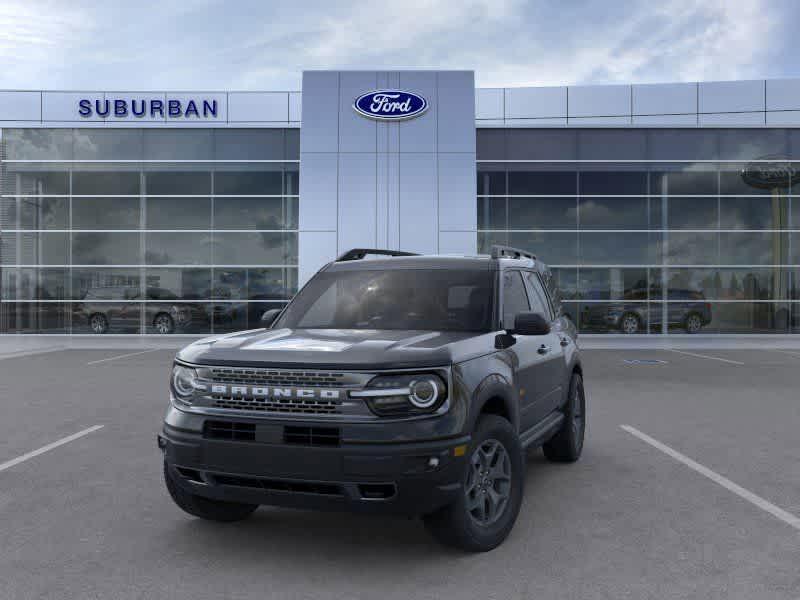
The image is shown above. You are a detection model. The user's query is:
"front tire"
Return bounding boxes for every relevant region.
[543,373,586,463]
[89,313,108,334]
[619,313,641,334]
[163,462,258,522]
[153,313,175,334]
[685,313,703,334]
[423,415,524,552]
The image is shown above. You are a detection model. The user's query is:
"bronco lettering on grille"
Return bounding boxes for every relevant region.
[210,384,341,400]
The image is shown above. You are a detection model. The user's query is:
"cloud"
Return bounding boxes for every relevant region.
[0,0,791,90]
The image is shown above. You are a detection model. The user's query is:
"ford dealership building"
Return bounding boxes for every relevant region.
[1,70,799,336]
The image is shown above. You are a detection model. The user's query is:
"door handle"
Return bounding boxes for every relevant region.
[537,344,551,355]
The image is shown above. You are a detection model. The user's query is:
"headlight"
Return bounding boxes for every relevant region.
[351,373,447,417]
[171,364,199,404]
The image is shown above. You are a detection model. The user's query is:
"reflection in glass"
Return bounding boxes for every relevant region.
[73,233,141,265]
[214,171,282,195]
[72,172,140,195]
[213,233,298,265]
[507,232,578,265]
[146,197,211,230]
[666,232,718,265]
[213,197,296,230]
[17,197,69,229]
[145,172,211,195]
[72,268,141,300]
[145,233,212,265]
[578,268,649,300]
[0,303,69,333]
[144,269,211,300]
[73,197,140,230]
[579,233,659,265]
[719,232,788,265]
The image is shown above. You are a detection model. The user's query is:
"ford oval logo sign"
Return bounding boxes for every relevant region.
[353,90,428,121]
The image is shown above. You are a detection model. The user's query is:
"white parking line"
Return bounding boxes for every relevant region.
[773,350,800,359]
[86,349,161,365]
[0,347,68,361]
[0,425,104,474]
[668,349,745,365]
[621,425,800,531]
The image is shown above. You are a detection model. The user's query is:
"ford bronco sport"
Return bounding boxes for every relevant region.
[159,245,586,551]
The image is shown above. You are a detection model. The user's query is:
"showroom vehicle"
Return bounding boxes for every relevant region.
[75,286,209,334]
[579,289,712,334]
[159,246,585,551]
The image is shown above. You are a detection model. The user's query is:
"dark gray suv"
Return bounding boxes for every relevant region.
[159,246,585,551]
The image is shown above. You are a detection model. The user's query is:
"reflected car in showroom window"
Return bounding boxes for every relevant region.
[579,289,712,334]
[74,287,210,334]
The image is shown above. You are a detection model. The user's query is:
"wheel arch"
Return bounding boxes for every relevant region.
[468,374,519,433]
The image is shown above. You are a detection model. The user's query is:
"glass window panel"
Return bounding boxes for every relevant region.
[667,269,717,300]
[666,197,718,229]
[285,129,300,159]
[1,232,70,265]
[285,169,299,195]
[647,130,718,161]
[213,232,297,265]
[580,171,648,195]
[5,171,69,195]
[508,171,576,196]
[72,171,140,195]
[720,169,780,196]
[214,129,285,160]
[213,197,294,229]
[710,302,790,333]
[145,172,211,195]
[578,197,648,230]
[717,129,789,162]
[578,268,649,300]
[667,232,718,265]
[145,232,212,265]
[214,171,283,195]
[720,196,788,229]
[577,130,646,160]
[502,271,530,328]
[579,232,659,265]
[1,268,68,300]
[505,130,577,161]
[144,303,210,334]
[2,129,73,160]
[248,268,296,300]
[651,170,718,196]
[72,268,141,300]
[145,197,211,230]
[719,232,787,265]
[0,302,69,333]
[73,197,140,229]
[72,129,143,160]
[549,268,577,301]
[145,268,211,300]
[508,232,578,265]
[18,196,69,229]
[211,269,246,300]
[73,232,141,265]
[477,129,506,160]
[477,170,505,195]
[508,197,576,229]
[522,272,551,319]
[715,268,789,300]
[477,197,507,230]
[792,269,800,300]
[211,302,251,333]
[142,130,214,160]
[73,302,142,334]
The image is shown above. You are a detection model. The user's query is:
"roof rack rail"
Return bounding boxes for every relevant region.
[337,248,420,262]
[490,245,537,261]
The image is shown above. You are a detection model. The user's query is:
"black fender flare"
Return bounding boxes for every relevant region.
[468,373,519,433]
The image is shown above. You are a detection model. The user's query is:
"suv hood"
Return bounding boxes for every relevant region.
[176,327,490,370]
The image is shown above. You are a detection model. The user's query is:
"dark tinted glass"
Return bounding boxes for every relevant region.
[477,170,506,195]
[72,233,141,265]
[477,197,507,230]
[145,172,211,195]
[578,268,649,300]
[2,129,73,160]
[667,232,718,264]
[73,129,143,160]
[710,302,790,333]
[579,233,660,265]
[145,197,211,229]
[508,232,578,265]
[476,129,506,159]
[7,171,69,195]
[502,271,530,328]
[277,269,495,332]
[508,171,576,195]
[214,130,285,160]
[0,303,69,333]
[719,232,787,265]
[142,130,214,160]
[145,233,211,265]
[577,130,646,160]
[214,171,283,195]
[73,197,140,229]
[522,271,551,319]
[144,269,211,300]
[508,197,577,229]
[17,197,69,229]
[72,268,141,300]
[213,232,297,265]
[213,198,295,229]
[72,172,140,195]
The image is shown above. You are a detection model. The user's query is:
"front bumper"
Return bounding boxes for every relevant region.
[160,421,469,517]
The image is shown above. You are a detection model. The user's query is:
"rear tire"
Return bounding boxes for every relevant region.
[89,313,108,334]
[543,373,586,463]
[684,313,703,334]
[619,313,641,334]
[153,313,175,334]
[423,415,524,552]
[163,462,258,522]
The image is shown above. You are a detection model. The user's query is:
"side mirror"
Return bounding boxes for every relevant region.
[510,312,550,336]
[260,308,282,328]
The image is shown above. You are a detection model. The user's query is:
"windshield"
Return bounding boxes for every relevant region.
[276,269,495,332]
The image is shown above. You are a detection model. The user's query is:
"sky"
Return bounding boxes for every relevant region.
[0,0,798,91]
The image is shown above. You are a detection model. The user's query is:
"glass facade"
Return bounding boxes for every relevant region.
[477,128,800,334]
[0,128,299,334]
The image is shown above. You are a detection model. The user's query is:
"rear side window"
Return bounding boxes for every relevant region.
[523,271,552,320]
[502,271,530,329]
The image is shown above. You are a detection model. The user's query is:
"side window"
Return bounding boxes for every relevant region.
[523,271,552,320]
[541,269,563,316]
[502,271,530,328]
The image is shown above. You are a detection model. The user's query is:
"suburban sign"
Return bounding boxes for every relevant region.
[741,156,800,189]
[78,97,219,119]
[352,90,428,121]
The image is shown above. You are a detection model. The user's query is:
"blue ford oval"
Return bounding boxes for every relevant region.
[353,90,428,121]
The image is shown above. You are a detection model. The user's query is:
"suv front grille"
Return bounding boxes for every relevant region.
[211,395,342,414]
[208,367,349,387]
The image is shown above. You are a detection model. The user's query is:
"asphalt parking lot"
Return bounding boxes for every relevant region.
[0,347,798,600]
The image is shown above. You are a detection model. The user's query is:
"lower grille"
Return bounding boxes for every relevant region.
[283,426,341,447]
[203,420,256,441]
[212,474,343,497]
